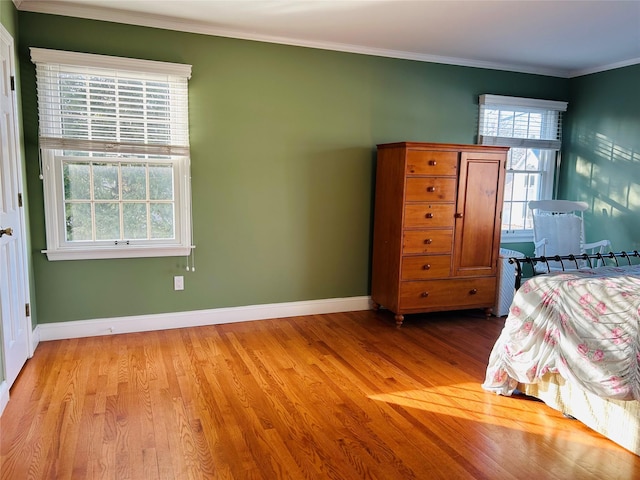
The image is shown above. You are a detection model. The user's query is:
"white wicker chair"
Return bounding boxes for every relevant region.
[529,200,611,273]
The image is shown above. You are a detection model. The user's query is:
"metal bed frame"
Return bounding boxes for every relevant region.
[508,251,640,290]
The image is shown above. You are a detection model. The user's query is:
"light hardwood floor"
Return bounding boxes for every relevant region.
[1,309,639,479]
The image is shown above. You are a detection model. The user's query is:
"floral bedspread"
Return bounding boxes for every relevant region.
[483,264,640,401]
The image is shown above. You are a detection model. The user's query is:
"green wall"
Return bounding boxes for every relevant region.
[561,65,640,252]
[0,1,16,33]
[18,11,568,324]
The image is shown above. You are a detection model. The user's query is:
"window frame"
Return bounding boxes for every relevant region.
[42,152,191,261]
[31,48,193,261]
[478,94,568,242]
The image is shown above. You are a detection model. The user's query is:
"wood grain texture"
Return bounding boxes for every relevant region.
[2,310,639,479]
[371,143,508,325]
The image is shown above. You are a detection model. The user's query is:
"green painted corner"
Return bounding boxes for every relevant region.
[561,64,640,253]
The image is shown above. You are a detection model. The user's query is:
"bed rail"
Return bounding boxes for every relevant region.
[508,251,640,290]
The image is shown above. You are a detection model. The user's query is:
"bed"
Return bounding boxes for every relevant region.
[482,252,640,455]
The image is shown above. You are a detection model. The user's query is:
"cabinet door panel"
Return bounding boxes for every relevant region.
[453,152,506,277]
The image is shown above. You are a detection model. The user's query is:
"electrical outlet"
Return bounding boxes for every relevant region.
[174,275,184,291]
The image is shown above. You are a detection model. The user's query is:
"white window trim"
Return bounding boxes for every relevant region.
[479,94,567,112]
[30,47,192,80]
[478,94,567,242]
[32,48,193,261]
[41,155,192,261]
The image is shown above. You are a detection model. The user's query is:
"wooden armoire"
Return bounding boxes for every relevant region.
[371,142,508,325]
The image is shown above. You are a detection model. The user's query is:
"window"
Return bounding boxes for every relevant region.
[31,48,192,260]
[478,94,567,242]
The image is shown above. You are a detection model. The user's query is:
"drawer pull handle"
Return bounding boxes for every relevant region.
[425,213,434,219]
[426,186,436,192]
[455,213,463,218]
[469,288,478,295]
[428,160,437,166]
[420,291,429,297]
[422,264,431,270]
[424,238,433,244]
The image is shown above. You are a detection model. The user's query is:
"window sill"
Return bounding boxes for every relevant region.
[42,245,191,261]
[501,231,534,243]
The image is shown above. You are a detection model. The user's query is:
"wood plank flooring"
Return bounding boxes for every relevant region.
[1,309,639,479]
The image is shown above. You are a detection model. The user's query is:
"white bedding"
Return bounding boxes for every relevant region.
[519,373,640,455]
[483,264,640,401]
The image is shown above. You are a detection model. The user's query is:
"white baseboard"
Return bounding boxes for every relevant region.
[31,323,40,356]
[0,381,9,416]
[35,296,372,341]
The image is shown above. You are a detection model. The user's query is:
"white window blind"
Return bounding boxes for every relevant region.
[478,94,567,150]
[31,48,191,156]
[31,48,194,261]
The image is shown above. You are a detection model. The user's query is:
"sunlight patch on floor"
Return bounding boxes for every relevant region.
[368,382,619,451]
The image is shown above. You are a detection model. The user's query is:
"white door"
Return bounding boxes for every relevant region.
[0,25,32,393]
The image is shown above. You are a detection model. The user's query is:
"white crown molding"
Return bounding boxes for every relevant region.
[568,57,640,79]
[34,296,372,341]
[16,0,571,78]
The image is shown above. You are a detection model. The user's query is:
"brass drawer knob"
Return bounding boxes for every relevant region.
[469,288,478,295]
[425,213,434,219]
[422,264,431,270]
[455,213,463,218]
[426,186,436,192]
[420,291,429,297]
[428,160,437,166]
[424,238,433,244]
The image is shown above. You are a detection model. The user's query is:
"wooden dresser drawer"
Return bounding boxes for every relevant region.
[401,255,451,280]
[406,150,458,176]
[405,177,456,202]
[403,229,453,254]
[404,204,455,228]
[399,277,496,310]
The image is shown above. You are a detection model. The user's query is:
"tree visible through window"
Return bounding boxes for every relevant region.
[63,160,175,242]
[478,95,567,241]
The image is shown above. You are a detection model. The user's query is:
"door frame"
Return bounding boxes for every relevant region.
[0,23,34,415]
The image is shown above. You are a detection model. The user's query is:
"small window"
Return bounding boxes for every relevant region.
[31,48,192,260]
[478,94,567,242]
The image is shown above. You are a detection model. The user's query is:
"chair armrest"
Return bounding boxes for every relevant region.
[582,239,612,267]
[582,239,611,253]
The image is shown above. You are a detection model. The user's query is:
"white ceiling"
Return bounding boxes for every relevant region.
[14,0,640,78]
